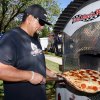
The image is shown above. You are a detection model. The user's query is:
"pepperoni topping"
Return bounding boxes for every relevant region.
[86,69,91,73]
[81,84,86,89]
[76,75,83,79]
[91,76,98,79]
[92,78,97,81]
[92,86,98,91]
[92,71,98,74]
[91,75,95,78]
[98,81,100,85]
[83,75,88,78]
[88,86,98,91]
[88,73,93,76]
[79,71,85,75]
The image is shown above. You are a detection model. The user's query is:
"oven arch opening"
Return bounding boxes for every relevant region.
[79,52,100,71]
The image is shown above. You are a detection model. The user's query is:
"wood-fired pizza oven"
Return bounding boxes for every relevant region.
[56,22,100,100]
[54,0,100,100]
[56,21,100,100]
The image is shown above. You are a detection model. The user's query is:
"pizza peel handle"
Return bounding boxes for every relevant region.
[46,75,64,82]
[56,74,67,80]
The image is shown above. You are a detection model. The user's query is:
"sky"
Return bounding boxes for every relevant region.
[57,0,73,9]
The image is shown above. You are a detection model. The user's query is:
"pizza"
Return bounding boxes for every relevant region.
[61,69,100,93]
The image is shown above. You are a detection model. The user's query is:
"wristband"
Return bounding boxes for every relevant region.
[30,71,34,81]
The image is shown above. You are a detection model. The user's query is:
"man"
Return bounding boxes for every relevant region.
[0,4,57,100]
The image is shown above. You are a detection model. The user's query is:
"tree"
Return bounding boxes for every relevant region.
[0,0,61,37]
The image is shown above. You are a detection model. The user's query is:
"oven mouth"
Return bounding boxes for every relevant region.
[79,50,100,70]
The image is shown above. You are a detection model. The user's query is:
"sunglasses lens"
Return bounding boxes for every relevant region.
[39,19,45,26]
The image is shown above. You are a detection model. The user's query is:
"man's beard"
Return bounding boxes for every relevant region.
[33,32,39,39]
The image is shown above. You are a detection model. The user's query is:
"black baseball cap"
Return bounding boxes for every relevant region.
[25,4,52,25]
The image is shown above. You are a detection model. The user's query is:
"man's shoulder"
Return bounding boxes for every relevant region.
[6,27,19,35]
[3,27,20,37]
[0,27,20,42]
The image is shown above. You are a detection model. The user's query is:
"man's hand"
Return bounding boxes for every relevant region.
[46,68,58,78]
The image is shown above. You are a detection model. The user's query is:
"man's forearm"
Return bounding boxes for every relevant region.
[0,62,46,84]
[0,62,32,82]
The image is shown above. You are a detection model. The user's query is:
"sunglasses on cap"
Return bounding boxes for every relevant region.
[34,16,45,26]
[38,19,45,26]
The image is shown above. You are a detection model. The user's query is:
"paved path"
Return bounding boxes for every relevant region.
[45,54,62,65]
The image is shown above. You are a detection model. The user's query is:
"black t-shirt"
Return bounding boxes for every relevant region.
[0,27,47,100]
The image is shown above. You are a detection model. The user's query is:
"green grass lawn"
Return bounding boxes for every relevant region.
[46,59,61,73]
[0,81,4,100]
